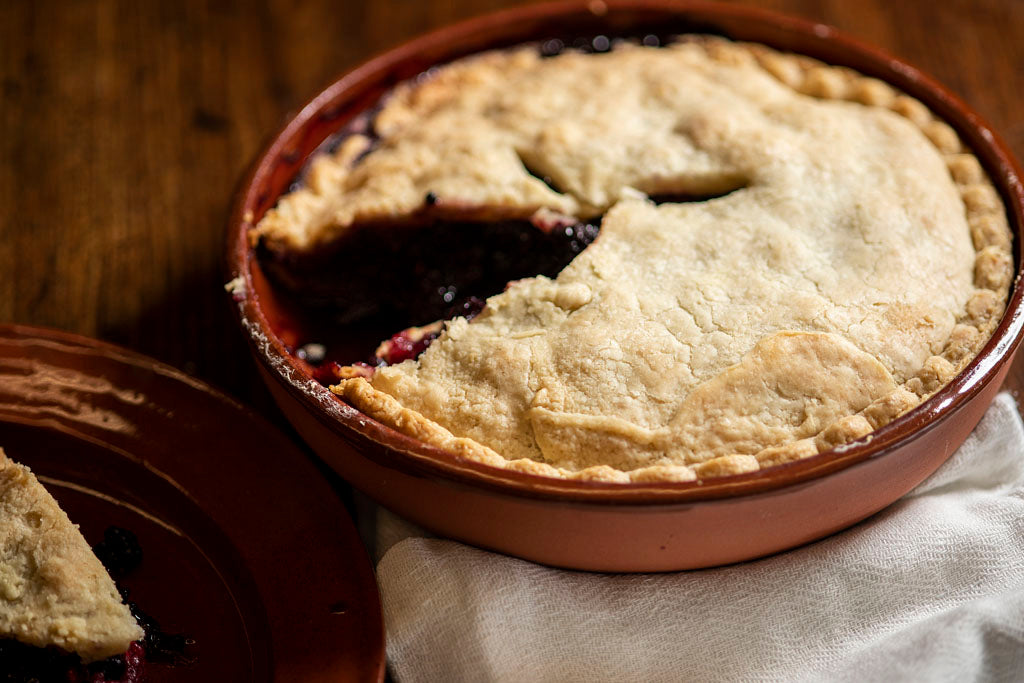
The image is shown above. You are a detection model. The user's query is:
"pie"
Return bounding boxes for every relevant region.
[253,37,1013,483]
[0,448,142,664]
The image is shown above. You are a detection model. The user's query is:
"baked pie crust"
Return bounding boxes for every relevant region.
[255,38,1013,483]
[0,448,142,662]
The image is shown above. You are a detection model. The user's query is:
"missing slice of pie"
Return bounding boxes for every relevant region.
[0,448,143,672]
[252,36,1014,483]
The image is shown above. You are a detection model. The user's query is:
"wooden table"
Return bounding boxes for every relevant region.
[3,0,1024,414]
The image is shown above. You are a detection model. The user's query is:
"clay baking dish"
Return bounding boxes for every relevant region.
[226,0,1024,572]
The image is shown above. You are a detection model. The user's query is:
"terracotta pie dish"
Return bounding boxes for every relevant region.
[226,1,1024,572]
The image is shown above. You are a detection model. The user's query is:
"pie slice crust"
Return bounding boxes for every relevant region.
[0,448,142,662]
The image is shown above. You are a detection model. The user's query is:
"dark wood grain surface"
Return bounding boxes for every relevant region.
[2,0,1024,414]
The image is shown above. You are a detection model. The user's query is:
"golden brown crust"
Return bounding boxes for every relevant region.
[692,455,760,479]
[755,439,819,469]
[814,415,875,452]
[862,388,920,431]
[943,324,983,365]
[273,38,1012,482]
[0,449,142,661]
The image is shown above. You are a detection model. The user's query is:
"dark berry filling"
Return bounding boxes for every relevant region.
[262,214,601,383]
[446,295,486,321]
[123,597,192,667]
[312,361,347,384]
[93,526,143,579]
[0,633,144,683]
[261,215,601,326]
[539,32,669,58]
[378,328,440,365]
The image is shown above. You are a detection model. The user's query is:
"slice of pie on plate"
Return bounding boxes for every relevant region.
[0,447,142,663]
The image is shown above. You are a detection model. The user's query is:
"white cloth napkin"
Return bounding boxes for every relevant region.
[371,393,1024,682]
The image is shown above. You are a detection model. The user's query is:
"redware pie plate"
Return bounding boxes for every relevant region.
[225,0,1024,572]
[0,324,385,682]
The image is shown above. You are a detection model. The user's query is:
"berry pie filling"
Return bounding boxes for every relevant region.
[0,639,146,683]
[259,205,603,380]
[252,36,1013,482]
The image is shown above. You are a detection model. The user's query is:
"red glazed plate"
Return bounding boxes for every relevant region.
[227,1,1024,571]
[0,324,385,682]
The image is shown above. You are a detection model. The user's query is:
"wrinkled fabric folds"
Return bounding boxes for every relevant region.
[375,393,1024,682]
